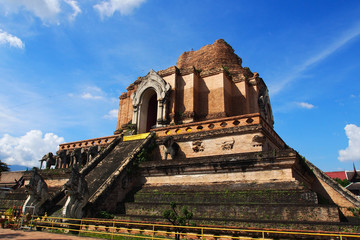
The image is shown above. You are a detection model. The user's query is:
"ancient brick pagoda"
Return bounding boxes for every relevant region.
[2,39,359,230]
[117,39,273,133]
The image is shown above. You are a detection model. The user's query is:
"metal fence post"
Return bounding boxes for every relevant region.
[262,231,265,239]
[79,219,83,237]
[51,218,54,233]
[152,224,155,240]
[112,220,115,240]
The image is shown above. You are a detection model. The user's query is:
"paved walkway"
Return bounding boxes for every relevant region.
[0,228,99,240]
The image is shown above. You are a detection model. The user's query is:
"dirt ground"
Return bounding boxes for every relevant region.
[0,228,99,240]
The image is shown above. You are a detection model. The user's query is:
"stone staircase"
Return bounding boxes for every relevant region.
[120,183,340,224]
[0,188,28,210]
[86,140,145,198]
[46,133,156,216]
[85,133,155,213]
[113,150,344,227]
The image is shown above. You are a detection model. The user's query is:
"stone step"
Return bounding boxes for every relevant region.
[114,213,358,233]
[133,189,318,205]
[0,192,28,200]
[137,181,305,192]
[124,202,340,222]
[0,186,62,210]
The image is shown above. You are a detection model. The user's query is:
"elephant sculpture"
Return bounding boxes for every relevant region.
[87,145,101,163]
[70,148,84,168]
[41,152,56,169]
[57,150,70,168]
[80,149,88,167]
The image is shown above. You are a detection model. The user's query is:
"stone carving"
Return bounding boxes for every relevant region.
[55,155,61,169]
[163,136,180,160]
[258,87,274,125]
[88,145,101,163]
[11,176,25,190]
[80,149,88,167]
[57,150,70,168]
[42,152,56,169]
[220,138,235,150]
[39,158,46,169]
[70,148,84,168]
[192,140,204,152]
[62,166,89,219]
[132,69,171,107]
[252,134,266,143]
[131,69,171,130]
[23,168,50,215]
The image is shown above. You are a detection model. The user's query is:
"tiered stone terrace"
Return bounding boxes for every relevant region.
[58,113,284,152]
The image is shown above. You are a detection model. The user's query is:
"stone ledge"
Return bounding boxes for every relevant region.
[59,135,120,152]
[140,149,297,178]
[138,181,304,191]
[144,149,296,166]
[152,113,262,137]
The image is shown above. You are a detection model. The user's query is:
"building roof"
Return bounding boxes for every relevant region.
[346,171,360,182]
[325,171,347,180]
[346,182,360,191]
[325,170,360,182]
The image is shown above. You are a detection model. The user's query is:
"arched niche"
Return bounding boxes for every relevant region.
[138,88,157,133]
[131,69,171,133]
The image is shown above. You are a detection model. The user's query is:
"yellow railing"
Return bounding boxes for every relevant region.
[21,216,360,240]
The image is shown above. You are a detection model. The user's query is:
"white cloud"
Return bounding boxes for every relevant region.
[338,124,360,162]
[68,86,106,100]
[65,0,81,21]
[0,29,25,49]
[80,86,105,100]
[296,102,315,109]
[0,0,81,24]
[0,0,61,24]
[271,23,360,95]
[0,130,64,168]
[94,0,146,19]
[81,93,103,100]
[104,109,118,119]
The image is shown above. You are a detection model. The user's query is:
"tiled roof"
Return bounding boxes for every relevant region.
[325,171,347,180]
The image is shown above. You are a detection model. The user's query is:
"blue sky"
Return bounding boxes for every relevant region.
[0,0,360,172]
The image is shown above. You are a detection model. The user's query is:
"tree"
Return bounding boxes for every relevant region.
[334,178,351,187]
[163,202,194,240]
[0,160,10,172]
